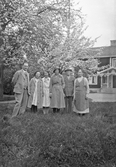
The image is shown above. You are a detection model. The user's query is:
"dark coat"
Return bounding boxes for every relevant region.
[63,75,75,97]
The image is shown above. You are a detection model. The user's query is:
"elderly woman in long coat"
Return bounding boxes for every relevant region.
[49,67,65,113]
[28,71,43,112]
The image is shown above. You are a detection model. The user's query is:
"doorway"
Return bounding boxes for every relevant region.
[113,75,116,88]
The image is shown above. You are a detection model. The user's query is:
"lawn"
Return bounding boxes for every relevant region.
[0,102,116,167]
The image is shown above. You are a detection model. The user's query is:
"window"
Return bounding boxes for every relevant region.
[89,76,97,85]
[112,58,116,67]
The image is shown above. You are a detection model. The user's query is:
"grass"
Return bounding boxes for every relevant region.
[0,95,15,101]
[0,102,116,167]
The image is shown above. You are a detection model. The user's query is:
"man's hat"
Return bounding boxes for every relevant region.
[53,66,61,73]
[65,68,72,72]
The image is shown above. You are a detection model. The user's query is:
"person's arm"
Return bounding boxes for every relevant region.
[49,77,53,97]
[61,75,65,89]
[12,71,19,85]
[63,76,66,95]
[41,79,44,97]
[48,78,50,88]
[84,78,89,99]
[72,77,75,96]
[84,77,89,94]
[27,72,30,84]
[42,78,45,93]
[28,79,32,96]
[73,79,76,99]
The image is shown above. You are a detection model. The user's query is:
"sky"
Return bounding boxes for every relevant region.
[78,0,116,47]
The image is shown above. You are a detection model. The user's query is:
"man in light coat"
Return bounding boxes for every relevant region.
[12,62,30,117]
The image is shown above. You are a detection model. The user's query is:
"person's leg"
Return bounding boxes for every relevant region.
[65,97,68,113]
[19,89,28,114]
[12,93,23,117]
[46,107,48,114]
[68,96,73,113]
[46,107,49,114]
[67,97,69,113]
[66,97,71,113]
[31,105,37,112]
[31,105,34,112]
[43,107,45,114]
[53,108,57,113]
[34,105,37,112]
[37,107,43,113]
[43,107,46,114]
[57,108,60,113]
[43,107,49,114]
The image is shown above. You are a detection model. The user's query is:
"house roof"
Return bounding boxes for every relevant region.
[93,46,116,58]
[77,40,116,59]
[97,67,116,76]
[89,40,116,58]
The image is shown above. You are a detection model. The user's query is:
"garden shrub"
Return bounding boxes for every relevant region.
[3,68,14,95]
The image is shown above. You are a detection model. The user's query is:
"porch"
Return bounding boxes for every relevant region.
[98,67,116,94]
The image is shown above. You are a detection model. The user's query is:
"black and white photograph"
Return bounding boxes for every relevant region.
[0,0,116,166]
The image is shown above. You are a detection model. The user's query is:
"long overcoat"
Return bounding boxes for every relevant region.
[42,77,50,107]
[28,77,43,109]
[49,74,65,109]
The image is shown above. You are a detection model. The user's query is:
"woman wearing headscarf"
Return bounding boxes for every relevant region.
[73,69,89,115]
[28,71,44,112]
[49,67,65,113]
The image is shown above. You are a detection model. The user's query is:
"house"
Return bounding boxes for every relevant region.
[89,40,116,93]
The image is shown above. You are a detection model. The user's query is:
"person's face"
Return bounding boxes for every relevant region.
[55,69,59,74]
[22,63,28,71]
[66,70,71,76]
[44,72,48,78]
[78,70,83,77]
[35,72,40,79]
[71,71,74,76]
[62,71,66,75]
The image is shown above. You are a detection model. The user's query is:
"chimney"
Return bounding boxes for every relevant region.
[110,40,116,46]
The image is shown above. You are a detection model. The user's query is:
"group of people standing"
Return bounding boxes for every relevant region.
[11,62,90,118]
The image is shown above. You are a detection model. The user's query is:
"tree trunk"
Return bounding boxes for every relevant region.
[0,62,3,100]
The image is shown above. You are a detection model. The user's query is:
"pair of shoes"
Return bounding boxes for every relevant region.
[52,108,60,113]
[31,105,37,113]
[78,113,86,116]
